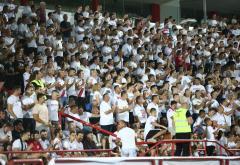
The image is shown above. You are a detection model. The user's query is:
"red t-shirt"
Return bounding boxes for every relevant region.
[27,140,43,151]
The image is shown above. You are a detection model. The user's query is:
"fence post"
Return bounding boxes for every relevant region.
[171,142,175,156]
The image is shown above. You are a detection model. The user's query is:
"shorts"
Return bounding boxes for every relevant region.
[51,121,59,128]
[100,124,114,136]
[145,129,161,147]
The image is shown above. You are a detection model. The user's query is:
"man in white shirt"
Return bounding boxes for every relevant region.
[167,101,177,137]
[32,93,50,132]
[116,120,137,157]
[147,95,160,118]
[100,93,115,131]
[66,68,77,99]
[144,108,167,142]
[116,91,130,123]
[100,93,115,149]
[47,90,60,138]
[22,85,36,133]
[121,38,133,58]
[7,85,23,119]
[63,131,78,150]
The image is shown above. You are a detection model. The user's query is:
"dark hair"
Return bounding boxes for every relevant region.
[199,110,205,114]
[13,119,23,127]
[37,93,45,100]
[40,129,47,133]
[150,108,156,113]
[171,100,177,106]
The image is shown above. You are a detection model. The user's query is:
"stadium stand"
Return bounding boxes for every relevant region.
[0,0,240,164]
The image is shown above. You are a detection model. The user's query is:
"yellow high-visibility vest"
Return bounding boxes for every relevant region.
[31,80,45,88]
[173,108,191,133]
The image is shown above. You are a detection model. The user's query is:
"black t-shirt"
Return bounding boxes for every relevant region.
[60,21,71,38]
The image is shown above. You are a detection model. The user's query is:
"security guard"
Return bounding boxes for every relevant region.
[173,101,193,156]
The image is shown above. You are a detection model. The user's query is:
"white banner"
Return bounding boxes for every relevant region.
[163,160,220,165]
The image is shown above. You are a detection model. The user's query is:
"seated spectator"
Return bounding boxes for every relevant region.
[39,129,50,150]
[12,120,23,142]
[0,122,12,151]
[83,131,97,156]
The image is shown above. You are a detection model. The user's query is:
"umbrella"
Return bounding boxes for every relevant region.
[180,18,197,25]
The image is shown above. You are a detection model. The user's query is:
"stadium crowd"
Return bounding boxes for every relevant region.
[0,0,240,162]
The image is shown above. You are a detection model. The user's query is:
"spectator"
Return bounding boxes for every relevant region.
[205,118,220,156]
[32,93,50,132]
[173,101,193,156]
[7,85,22,120]
[12,120,24,142]
[39,129,50,150]
[116,120,137,157]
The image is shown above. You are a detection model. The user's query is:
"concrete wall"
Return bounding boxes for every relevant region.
[181,0,240,20]
[160,0,180,23]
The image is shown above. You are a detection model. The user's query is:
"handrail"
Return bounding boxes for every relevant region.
[3,149,112,154]
[59,112,118,138]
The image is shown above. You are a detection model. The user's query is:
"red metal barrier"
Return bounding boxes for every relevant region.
[139,139,235,156]
[3,149,112,155]
[58,112,240,156]
[59,111,119,138]
[8,159,43,165]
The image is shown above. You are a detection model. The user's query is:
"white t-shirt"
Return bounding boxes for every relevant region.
[66,76,76,96]
[23,72,30,88]
[7,95,23,119]
[147,102,160,117]
[190,85,206,93]
[63,139,78,150]
[25,32,37,48]
[116,99,129,122]
[100,101,114,126]
[133,104,147,124]
[144,116,157,140]
[44,75,56,95]
[206,126,216,146]
[39,139,50,150]
[57,77,67,97]
[21,95,35,118]
[167,108,175,129]
[53,39,63,57]
[79,112,92,123]
[211,113,227,131]
[47,99,59,121]
[67,111,83,129]
[12,139,27,151]
[117,127,136,150]
[75,26,85,42]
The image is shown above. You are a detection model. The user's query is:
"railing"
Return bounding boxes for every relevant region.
[139,139,235,157]
[8,159,44,165]
[59,111,119,138]
[59,112,239,157]
[3,149,112,156]
[2,149,112,162]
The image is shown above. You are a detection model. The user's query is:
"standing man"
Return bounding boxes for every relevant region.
[7,85,23,120]
[167,101,177,137]
[32,93,50,132]
[173,101,193,156]
[116,120,137,157]
[100,93,115,149]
